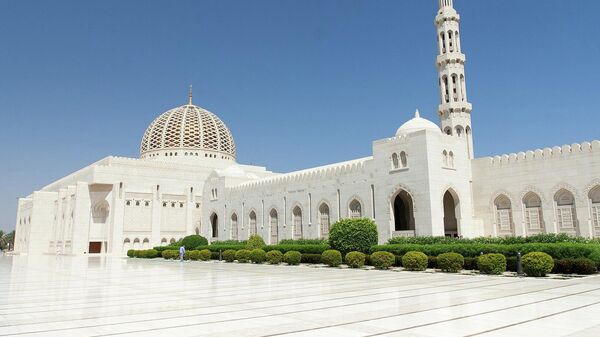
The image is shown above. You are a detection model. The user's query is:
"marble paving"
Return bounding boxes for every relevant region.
[1,255,600,336]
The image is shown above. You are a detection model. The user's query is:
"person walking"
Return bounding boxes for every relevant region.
[179,245,185,262]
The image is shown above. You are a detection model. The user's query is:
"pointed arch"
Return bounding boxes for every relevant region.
[348,198,362,218]
[522,191,544,233]
[400,151,408,168]
[318,202,331,237]
[443,188,460,237]
[142,238,150,249]
[230,212,238,240]
[392,189,414,232]
[248,210,257,236]
[132,238,140,250]
[589,185,600,232]
[494,194,514,236]
[210,212,219,239]
[160,238,167,246]
[292,205,303,239]
[269,208,279,244]
[92,200,109,224]
[554,188,578,234]
[122,238,131,253]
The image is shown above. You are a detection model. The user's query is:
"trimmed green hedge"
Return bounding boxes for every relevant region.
[266,250,283,264]
[246,235,266,250]
[235,249,251,263]
[154,245,180,253]
[195,244,247,252]
[300,254,322,264]
[250,249,266,264]
[284,251,302,265]
[401,251,428,271]
[345,251,366,268]
[371,251,396,270]
[329,218,378,255]
[371,243,600,263]
[279,239,328,245]
[437,252,464,273]
[477,254,506,275]
[263,244,330,254]
[223,250,237,262]
[523,252,554,277]
[388,233,597,245]
[181,235,208,250]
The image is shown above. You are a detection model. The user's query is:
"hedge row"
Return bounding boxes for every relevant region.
[371,242,600,264]
[387,233,599,245]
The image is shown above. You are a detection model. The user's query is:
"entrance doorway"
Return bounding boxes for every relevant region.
[443,190,459,237]
[393,190,414,231]
[88,241,102,254]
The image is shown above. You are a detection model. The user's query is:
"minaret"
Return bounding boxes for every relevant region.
[435,0,474,159]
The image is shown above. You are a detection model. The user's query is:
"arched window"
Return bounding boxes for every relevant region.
[319,203,330,237]
[494,195,513,235]
[142,238,150,249]
[590,186,600,230]
[170,238,176,244]
[448,151,454,168]
[349,199,362,218]
[460,74,466,101]
[249,211,257,236]
[523,192,544,232]
[133,238,140,250]
[269,209,278,244]
[554,189,577,234]
[451,74,459,102]
[443,75,450,103]
[391,153,399,169]
[122,238,131,253]
[400,151,408,168]
[455,126,464,137]
[231,213,238,241]
[293,206,303,239]
[160,238,167,246]
[210,213,219,239]
[444,127,452,135]
[448,30,454,52]
[442,150,448,167]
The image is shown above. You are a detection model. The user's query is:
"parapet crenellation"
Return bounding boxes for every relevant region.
[480,140,600,166]
[229,157,373,192]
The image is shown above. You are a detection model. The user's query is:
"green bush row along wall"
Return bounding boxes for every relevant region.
[371,242,600,264]
[387,233,599,245]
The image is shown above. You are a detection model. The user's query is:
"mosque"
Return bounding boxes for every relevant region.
[14,0,600,255]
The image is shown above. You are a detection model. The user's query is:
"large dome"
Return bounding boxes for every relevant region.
[140,96,236,161]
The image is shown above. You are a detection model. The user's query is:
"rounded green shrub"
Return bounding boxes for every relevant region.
[250,249,267,264]
[246,235,266,250]
[321,250,342,267]
[127,249,135,258]
[328,218,378,255]
[463,257,478,270]
[437,252,464,273]
[401,251,428,271]
[301,254,322,264]
[145,249,159,258]
[199,249,212,261]
[235,249,251,263]
[284,251,302,265]
[181,235,208,250]
[523,252,554,277]
[345,251,366,268]
[266,250,283,264]
[162,249,178,260]
[477,253,506,275]
[223,249,237,262]
[188,250,200,261]
[371,251,396,270]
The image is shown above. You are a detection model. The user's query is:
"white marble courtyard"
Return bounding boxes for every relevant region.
[1,256,600,336]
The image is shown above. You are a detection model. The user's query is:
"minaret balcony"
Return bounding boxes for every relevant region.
[438,101,472,114]
[436,53,465,67]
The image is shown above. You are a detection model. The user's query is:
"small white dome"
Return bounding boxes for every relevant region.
[396,110,441,136]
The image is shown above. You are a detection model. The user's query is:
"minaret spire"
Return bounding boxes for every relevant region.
[188,85,193,105]
[435,0,473,158]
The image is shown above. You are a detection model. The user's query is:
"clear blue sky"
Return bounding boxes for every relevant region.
[1,0,599,232]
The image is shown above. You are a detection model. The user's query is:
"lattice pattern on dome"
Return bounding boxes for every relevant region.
[140,104,236,158]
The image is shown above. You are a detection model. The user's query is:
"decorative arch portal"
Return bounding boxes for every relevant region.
[349,199,362,218]
[292,206,303,239]
[590,186,600,232]
[248,210,257,236]
[318,202,331,238]
[210,213,219,239]
[392,190,415,232]
[554,189,578,235]
[443,189,460,237]
[523,192,544,234]
[92,201,109,223]
[269,209,278,244]
[122,238,131,253]
[230,213,238,241]
[494,195,514,236]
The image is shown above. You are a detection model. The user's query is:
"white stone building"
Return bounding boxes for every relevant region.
[14,0,600,255]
